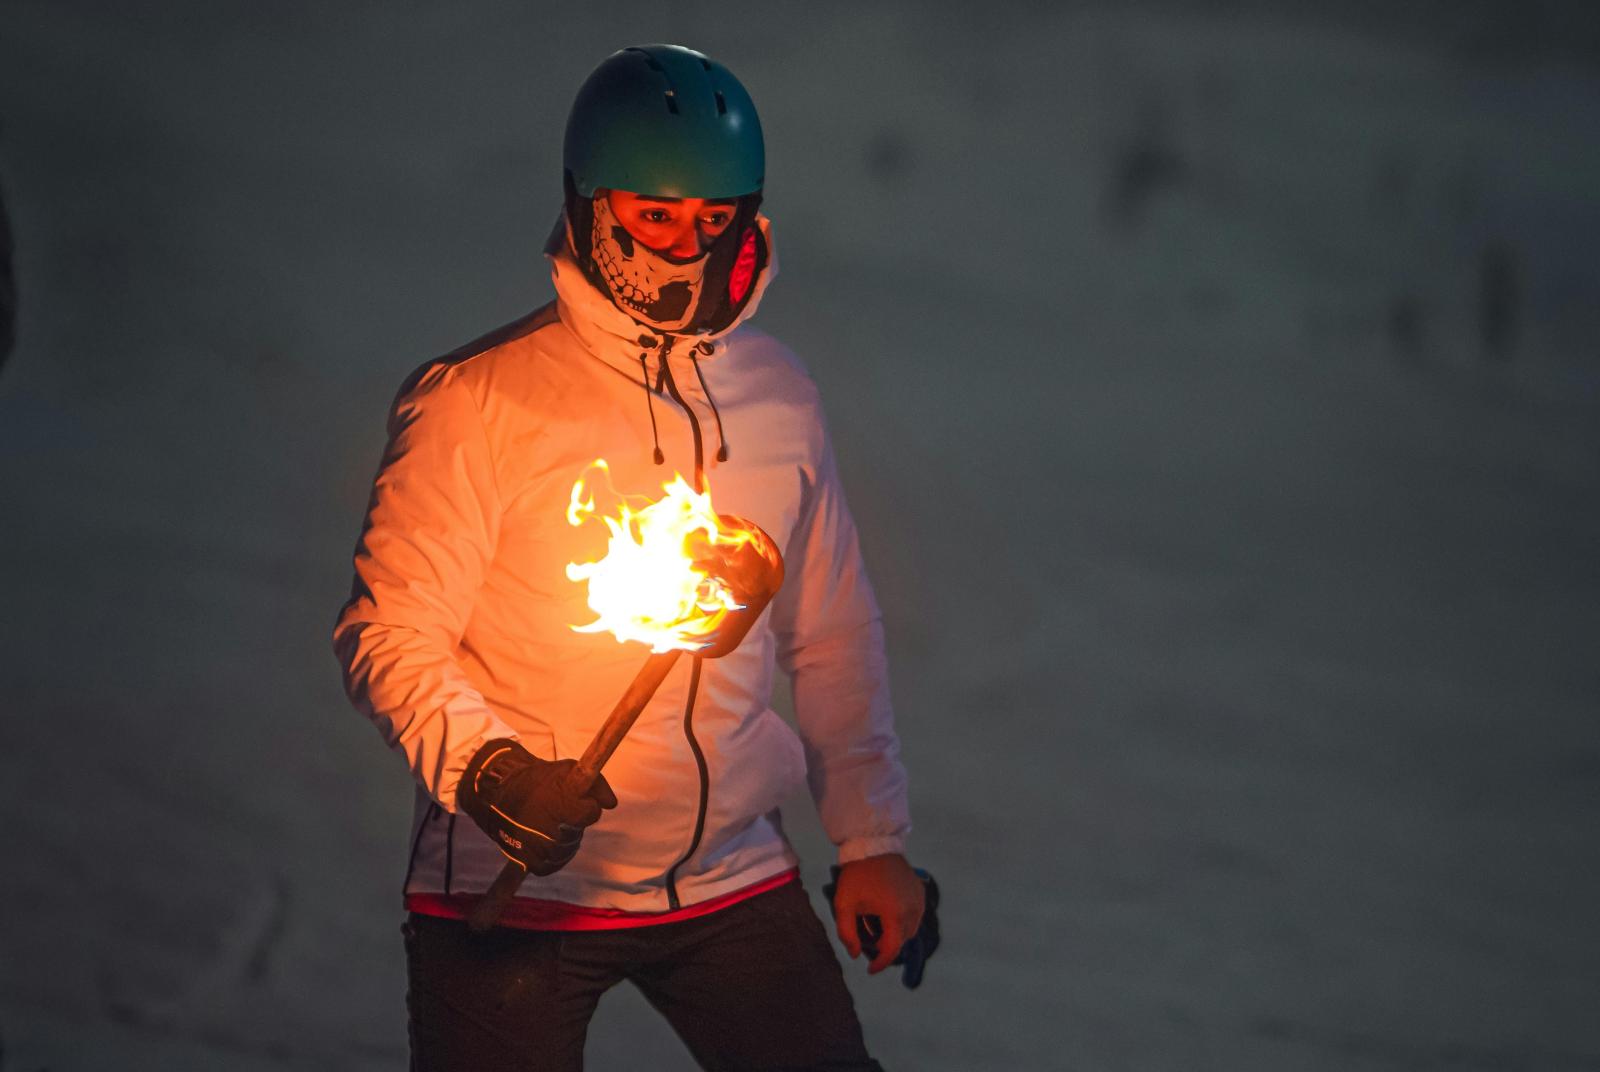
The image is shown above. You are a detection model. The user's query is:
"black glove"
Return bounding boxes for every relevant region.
[824,865,942,989]
[457,739,618,876]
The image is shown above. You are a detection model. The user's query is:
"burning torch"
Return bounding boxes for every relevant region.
[469,462,784,932]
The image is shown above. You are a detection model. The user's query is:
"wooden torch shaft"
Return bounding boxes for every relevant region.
[469,649,684,932]
[568,649,684,792]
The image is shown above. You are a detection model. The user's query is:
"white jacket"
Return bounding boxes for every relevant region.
[332,218,910,912]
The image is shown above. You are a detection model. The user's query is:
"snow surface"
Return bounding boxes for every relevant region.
[2,3,1597,1069]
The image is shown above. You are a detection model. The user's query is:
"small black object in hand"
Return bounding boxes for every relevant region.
[823,865,942,990]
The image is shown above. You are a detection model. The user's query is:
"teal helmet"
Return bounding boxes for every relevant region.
[563,44,764,199]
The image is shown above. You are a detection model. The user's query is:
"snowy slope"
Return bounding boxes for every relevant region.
[1,3,1597,1069]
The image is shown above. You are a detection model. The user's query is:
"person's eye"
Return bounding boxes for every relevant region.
[645,209,671,224]
[703,212,730,228]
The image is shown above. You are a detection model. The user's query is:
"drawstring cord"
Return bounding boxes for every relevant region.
[636,334,729,468]
[690,341,729,463]
[637,335,665,465]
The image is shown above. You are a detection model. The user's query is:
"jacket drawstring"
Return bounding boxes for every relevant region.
[637,336,665,465]
[691,341,729,462]
[639,334,728,467]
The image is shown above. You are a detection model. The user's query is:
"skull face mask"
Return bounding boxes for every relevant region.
[561,171,768,338]
[589,196,707,333]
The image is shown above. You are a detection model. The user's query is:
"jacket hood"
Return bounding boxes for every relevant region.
[544,211,778,368]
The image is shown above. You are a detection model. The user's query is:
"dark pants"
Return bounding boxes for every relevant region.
[404,880,884,1071]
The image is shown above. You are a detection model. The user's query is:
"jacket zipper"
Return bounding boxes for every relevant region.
[657,339,705,489]
[657,339,711,911]
[664,657,709,910]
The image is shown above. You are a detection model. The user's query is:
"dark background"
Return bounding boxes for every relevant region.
[2,2,1598,1069]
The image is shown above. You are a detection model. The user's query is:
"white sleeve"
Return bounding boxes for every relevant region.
[769,420,911,863]
[331,361,517,810]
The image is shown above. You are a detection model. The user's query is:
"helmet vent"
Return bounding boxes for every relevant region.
[714,91,727,115]
[664,89,680,115]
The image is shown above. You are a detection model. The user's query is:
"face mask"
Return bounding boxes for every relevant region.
[588,196,708,332]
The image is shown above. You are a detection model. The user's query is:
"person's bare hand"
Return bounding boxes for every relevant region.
[831,853,926,974]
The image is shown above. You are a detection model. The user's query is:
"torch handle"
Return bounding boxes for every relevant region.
[469,649,684,933]
[468,863,529,934]
[568,649,683,791]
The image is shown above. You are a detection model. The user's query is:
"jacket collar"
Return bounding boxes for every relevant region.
[544,212,778,375]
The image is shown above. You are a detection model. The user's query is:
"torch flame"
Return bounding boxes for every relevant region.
[565,460,756,653]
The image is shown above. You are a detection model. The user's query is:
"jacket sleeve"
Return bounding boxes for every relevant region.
[331,361,516,811]
[769,419,911,865]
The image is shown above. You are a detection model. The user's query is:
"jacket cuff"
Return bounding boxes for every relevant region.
[837,835,908,866]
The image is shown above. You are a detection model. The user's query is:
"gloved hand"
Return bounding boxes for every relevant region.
[824,864,942,989]
[457,739,618,876]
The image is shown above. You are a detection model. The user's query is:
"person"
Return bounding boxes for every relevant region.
[333,44,923,1070]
